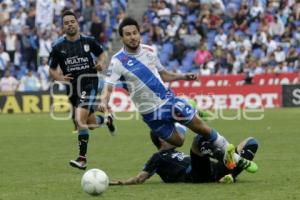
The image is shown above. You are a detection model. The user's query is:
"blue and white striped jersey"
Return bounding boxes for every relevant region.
[106,44,173,114]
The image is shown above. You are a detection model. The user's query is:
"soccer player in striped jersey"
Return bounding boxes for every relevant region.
[99,17,255,170]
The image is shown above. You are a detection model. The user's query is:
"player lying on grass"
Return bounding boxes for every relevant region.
[110,123,258,185]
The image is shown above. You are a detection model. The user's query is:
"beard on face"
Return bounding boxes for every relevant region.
[124,40,140,51]
[65,27,78,36]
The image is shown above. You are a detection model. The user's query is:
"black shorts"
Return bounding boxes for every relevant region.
[67,82,98,113]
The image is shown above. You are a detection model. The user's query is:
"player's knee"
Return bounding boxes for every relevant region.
[77,123,88,130]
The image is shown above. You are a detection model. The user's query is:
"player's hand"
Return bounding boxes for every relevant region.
[184,73,198,80]
[62,73,73,82]
[94,61,106,72]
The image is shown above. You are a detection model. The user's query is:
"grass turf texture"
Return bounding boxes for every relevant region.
[0,108,299,200]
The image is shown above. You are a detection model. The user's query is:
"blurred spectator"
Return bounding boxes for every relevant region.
[0,3,10,26]
[251,29,271,49]
[214,28,227,49]
[250,0,264,19]
[157,1,171,20]
[19,26,38,70]
[38,31,52,62]
[18,70,41,92]
[82,0,94,34]
[200,63,212,76]
[274,46,286,63]
[269,15,285,37]
[0,70,18,92]
[90,14,105,44]
[166,20,178,38]
[233,10,248,31]
[4,29,17,62]
[194,43,213,66]
[37,58,50,91]
[0,44,10,76]
[10,10,26,34]
[274,62,289,73]
[181,28,201,49]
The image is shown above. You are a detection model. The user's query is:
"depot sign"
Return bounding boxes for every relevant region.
[109,85,282,111]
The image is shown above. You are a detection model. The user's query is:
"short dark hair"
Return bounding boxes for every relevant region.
[118,17,140,37]
[150,131,161,149]
[62,10,77,21]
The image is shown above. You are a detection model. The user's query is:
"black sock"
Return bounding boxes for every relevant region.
[78,129,89,158]
[96,115,105,125]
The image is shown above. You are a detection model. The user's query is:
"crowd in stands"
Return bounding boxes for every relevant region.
[0,0,127,92]
[141,0,300,76]
[1,0,300,93]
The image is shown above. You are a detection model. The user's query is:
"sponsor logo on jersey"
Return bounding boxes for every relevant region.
[84,44,90,52]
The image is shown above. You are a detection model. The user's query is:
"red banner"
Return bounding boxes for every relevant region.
[110,85,282,111]
[172,85,282,109]
[167,72,298,88]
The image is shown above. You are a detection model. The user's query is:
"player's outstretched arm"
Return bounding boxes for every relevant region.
[159,70,198,82]
[109,171,150,186]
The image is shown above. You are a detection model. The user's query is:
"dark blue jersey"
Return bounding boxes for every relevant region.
[143,149,191,183]
[49,35,103,86]
[143,149,230,183]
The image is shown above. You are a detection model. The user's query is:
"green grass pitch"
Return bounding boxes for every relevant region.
[1,108,300,200]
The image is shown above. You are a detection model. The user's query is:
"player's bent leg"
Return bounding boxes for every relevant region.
[187,115,237,169]
[87,114,97,130]
[191,134,235,169]
[186,114,212,137]
[236,137,258,161]
[187,120,247,170]
[87,113,116,135]
[76,107,90,130]
[232,137,259,177]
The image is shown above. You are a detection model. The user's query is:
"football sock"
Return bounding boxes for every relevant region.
[95,115,105,126]
[208,129,228,153]
[78,129,89,157]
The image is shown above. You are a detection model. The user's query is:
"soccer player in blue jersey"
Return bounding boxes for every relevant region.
[49,10,115,170]
[110,123,258,185]
[99,17,254,170]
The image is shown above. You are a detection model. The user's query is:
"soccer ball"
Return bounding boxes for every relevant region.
[81,168,109,195]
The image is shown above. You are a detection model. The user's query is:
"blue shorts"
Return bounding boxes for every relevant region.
[142,97,197,140]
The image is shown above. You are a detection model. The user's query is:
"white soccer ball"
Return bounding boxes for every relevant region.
[81,168,109,195]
